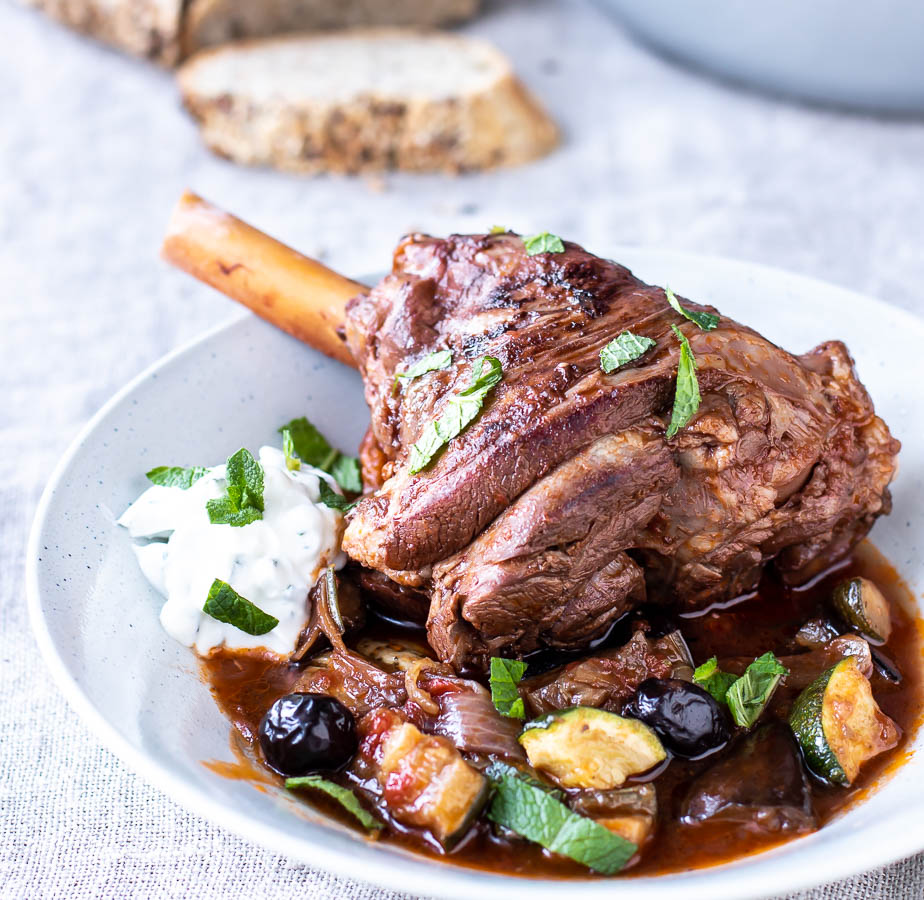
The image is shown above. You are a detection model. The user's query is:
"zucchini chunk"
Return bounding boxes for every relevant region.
[832,577,892,643]
[519,707,666,789]
[789,656,899,785]
[357,709,487,845]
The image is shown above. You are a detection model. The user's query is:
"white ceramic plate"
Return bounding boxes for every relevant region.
[27,249,924,900]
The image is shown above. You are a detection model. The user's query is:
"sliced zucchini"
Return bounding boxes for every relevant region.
[519,707,666,789]
[832,577,892,643]
[365,712,487,846]
[788,656,899,785]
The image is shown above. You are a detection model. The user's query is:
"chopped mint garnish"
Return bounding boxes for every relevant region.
[725,652,788,728]
[202,578,278,635]
[490,657,528,719]
[278,416,362,493]
[285,776,382,831]
[693,657,738,704]
[665,325,701,440]
[145,465,208,489]
[206,448,264,526]
[600,331,657,374]
[523,232,565,256]
[329,455,362,494]
[395,349,453,388]
[484,761,563,799]
[666,286,719,331]
[487,772,636,874]
[317,478,359,513]
[281,428,300,471]
[408,356,503,474]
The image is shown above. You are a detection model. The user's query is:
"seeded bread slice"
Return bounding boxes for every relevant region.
[177,30,559,174]
[182,0,480,56]
[18,0,183,64]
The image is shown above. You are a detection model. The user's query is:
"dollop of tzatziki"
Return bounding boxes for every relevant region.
[119,446,345,655]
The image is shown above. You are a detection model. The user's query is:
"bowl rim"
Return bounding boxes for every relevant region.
[26,248,924,899]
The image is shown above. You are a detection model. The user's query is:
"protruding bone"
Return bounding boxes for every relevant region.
[162,191,365,367]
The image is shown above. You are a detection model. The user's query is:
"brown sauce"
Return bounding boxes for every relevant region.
[201,541,924,878]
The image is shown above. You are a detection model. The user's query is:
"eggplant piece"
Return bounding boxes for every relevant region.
[293,572,366,661]
[794,617,841,650]
[569,784,658,846]
[680,721,816,834]
[354,637,430,673]
[720,635,873,691]
[521,631,683,716]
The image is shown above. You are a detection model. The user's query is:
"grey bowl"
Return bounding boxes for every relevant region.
[602,0,924,113]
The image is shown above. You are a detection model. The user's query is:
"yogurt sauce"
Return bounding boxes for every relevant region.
[119,446,346,656]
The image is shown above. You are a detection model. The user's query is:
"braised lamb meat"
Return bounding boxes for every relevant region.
[342,233,899,672]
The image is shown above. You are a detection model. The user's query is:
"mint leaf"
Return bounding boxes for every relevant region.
[395,349,453,388]
[666,286,719,331]
[206,448,265,526]
[693,657,738,704]
[329,455,362,494]
[725,652,788,728]
[523,232,565,256]
[226,447,264,510]
[203,578,278,635]
[279,417,338,470]
[285,776,382,831]
[487,773,636,874]
[484,761,563,799]
[278,416,361,493]
[490,657,528,719]
[665,325,701,440]
[281,428,300,471]
[600,331,656,374]
[205,496,263,527]
[408,356,503,474]
[145,465,208,489]
[317,479,359,513]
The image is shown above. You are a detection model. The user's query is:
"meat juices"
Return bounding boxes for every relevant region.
[341,233,899,671]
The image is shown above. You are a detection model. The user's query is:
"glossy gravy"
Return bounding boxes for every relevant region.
[201,542,924,877]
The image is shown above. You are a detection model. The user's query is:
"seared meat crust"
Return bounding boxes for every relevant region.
[342,233,899,671]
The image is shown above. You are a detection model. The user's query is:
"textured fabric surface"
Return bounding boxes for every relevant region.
[2,0,923,897]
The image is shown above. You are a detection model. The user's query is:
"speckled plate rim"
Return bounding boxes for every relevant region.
[26,248,924,900]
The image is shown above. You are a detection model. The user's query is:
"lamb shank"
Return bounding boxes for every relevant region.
[342,232,898,672]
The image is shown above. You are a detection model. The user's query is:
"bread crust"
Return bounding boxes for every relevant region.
[177,30,559,174]
[19,0,183,64]
[182,0,480,57]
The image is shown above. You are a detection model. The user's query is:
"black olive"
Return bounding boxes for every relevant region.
[258,693,357,776]
[625,678,731,758]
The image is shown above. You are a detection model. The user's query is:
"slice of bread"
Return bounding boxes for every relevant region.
[19,0,184,64]
[182,0,480,57]
[177,30,559,174]
[20,0,481,65]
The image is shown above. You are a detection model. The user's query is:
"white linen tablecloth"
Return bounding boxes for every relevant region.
[2,0,923,896]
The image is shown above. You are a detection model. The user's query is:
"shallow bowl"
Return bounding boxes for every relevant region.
[27,249,924,898]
